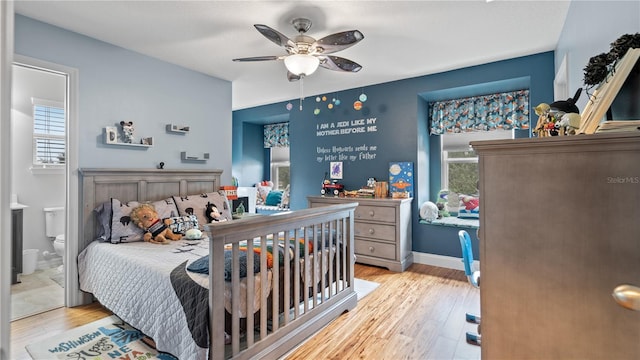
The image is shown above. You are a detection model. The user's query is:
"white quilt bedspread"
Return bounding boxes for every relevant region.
[78,238,211,360]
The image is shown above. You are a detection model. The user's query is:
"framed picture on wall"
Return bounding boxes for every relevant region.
[105,126,118,144]
[330,161,343,179]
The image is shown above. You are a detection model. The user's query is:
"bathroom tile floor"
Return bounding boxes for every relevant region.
[11,267,64,321]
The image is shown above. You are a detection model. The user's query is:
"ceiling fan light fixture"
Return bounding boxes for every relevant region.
[284,54,320,76]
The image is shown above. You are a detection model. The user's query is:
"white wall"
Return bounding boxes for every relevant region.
[11,64,65,266]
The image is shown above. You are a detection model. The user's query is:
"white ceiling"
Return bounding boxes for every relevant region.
[15,1,572,110]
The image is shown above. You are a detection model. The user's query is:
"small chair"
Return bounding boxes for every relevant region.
[459,230,481,346]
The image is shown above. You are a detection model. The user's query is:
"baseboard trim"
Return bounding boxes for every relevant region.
[413,251,479,271]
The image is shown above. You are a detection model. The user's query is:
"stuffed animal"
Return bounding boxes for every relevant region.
[550,88,583,135]
[535,89,583,137]
[120,121,135,143]
[419,201,439,222]
[556,113,582,135]
[205,202,227,223]
[436,189,450,217]
[130,204,182,244]
[460,195,480,211]
[185,228,203,240]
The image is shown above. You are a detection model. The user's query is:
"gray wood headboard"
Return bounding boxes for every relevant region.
[79,168,222,253]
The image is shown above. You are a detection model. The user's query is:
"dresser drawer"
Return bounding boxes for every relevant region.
[355,239,396,260]
[354,222,396,242]
[355,205,396,223]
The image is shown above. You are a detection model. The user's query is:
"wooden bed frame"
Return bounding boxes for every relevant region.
[77,168,358,359]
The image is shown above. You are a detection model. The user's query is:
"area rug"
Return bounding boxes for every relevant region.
[27,280,379,359]
[26,315,177,360]
[354,278,380,300]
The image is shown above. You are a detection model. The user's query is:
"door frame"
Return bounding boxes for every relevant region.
[13,55,80,307]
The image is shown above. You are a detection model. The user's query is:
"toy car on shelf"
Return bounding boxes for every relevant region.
[321,179,344,196]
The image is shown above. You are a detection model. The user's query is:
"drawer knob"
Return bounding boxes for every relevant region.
[369,210,375,217]
[368,246,375,253]
[368,228,375,235]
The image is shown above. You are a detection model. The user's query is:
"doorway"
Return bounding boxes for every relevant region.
[9,55,79,319]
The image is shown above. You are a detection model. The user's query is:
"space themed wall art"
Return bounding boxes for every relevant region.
[389,162,414,198]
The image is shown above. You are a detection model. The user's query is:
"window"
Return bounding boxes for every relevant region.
[270,147,290,190]
[441,130,513,195]
[32,98,65,168]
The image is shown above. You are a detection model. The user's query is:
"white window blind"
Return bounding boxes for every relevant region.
[32,98,65,166]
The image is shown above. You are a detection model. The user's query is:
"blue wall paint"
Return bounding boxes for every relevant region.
[15,15,233,183]
[234,51,555,257]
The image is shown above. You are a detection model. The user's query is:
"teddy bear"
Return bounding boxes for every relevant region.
[130,203,182,244]
[205,202,227,223]
[120,121,135,143]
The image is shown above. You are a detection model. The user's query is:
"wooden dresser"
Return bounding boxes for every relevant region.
[472,133,640,359]
[308,196,413,272]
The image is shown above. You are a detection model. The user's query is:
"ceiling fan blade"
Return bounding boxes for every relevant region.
[254,24,296,50]
[287,72,301,82]
[318,55,363,72]
[314,30,364,54]
[232,55,282,62]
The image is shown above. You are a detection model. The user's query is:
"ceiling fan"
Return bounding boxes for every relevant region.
[233,18,364,81]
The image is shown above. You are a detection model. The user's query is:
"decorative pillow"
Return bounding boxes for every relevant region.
[172,191,233,229]
[265,190,283,206]
[165,215,199,235]
[255,181,273,205]
[94,197,178,243]
[458,194,480,219]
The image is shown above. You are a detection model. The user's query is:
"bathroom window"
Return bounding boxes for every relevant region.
[32,98,65,168]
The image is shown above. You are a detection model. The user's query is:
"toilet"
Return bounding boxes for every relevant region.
[44,207,65,268]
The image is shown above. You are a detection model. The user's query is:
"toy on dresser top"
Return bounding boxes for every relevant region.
[533,88,582,137]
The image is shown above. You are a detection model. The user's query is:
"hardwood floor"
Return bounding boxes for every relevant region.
[285,263,481,360]
[10,263,480,360]
[10,302,111,360]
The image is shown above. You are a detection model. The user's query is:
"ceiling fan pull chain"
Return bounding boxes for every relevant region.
[299,76,304,111]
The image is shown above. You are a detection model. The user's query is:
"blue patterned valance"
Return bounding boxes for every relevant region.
[264,122,289,148]
[429,89,530,135]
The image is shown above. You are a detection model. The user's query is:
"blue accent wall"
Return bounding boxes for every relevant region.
[234,51,555,257]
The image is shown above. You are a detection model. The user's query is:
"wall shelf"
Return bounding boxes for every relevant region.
[167,124,190,134]
[104,127,153,147]
[181,151,209,162]
[106,141,152,148]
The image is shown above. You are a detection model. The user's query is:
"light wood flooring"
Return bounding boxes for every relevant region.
[10,263,480,360]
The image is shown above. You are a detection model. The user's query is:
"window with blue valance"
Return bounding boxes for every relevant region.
[429,89,530,135]
[264,122,289,148]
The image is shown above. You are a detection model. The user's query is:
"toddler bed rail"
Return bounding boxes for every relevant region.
[207,203,357,359]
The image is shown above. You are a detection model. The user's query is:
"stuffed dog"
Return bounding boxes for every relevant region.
[130,204,182,244]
